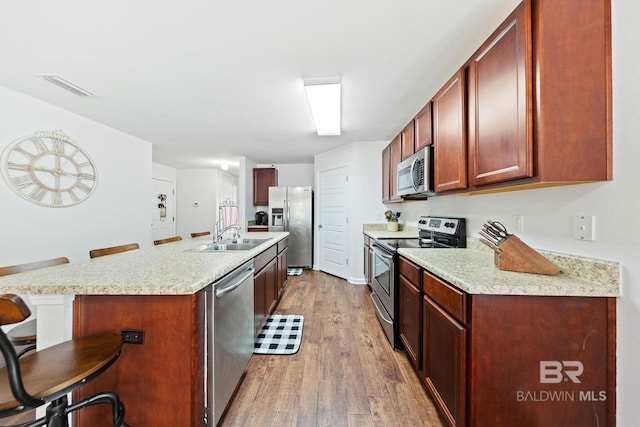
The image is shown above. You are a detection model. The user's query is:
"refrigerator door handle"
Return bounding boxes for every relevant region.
[284,199,290,231]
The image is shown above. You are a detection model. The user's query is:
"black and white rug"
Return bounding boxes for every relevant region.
[254,314,304,355]
[287,268,303,276]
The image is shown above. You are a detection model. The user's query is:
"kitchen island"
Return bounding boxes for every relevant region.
[0,232,288,427]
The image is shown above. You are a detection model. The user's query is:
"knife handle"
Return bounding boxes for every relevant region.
[480,238,502,254]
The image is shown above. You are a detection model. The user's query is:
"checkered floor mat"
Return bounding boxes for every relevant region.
[254,314,304,355]
[287,268,303,276]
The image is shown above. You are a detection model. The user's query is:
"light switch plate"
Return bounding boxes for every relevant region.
[573,215,595,241]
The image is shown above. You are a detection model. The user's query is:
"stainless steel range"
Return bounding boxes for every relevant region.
[369,216,466,348]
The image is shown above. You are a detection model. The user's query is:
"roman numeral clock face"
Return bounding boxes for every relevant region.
[1,131,98,207]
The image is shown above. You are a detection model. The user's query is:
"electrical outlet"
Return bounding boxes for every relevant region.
[573,215,595,241]
[122,329,145,344]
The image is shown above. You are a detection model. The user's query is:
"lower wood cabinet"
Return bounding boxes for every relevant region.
[398,257,423,370]
[397,256,616,427]
[423,295,466,427]
[277,246,288,295]
[254,238,289,336]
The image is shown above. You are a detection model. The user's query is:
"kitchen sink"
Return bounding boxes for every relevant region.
[186,238,269,252]
[224,238,269,245]
[188,243,257,252]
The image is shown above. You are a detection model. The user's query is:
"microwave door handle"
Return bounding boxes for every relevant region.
[410,157,420,192]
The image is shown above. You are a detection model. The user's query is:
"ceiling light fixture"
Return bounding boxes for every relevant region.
[304,76,341,136]
[39,74,95,97]
[221,163,229,171]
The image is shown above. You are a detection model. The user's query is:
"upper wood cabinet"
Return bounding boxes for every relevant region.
[382,145,391,202]
[389,135,402,200]
[465,0,611,191]
[531,0,612,184]
[467,2,532,186]
[253,168,277,206]
[414,102,433,151]
[433,69,467,193]
[401,120,416,160]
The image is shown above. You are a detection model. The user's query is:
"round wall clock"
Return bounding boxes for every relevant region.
[1,130,98,207]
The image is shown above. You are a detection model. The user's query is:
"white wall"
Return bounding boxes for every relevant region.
[0,85,152,263]
[175,169,217,239]
[273,163,314,188]
[152,162,176,182]
[240,156,257,226]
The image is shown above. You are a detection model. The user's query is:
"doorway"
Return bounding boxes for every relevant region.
[152,178,176,241]
[318,166,349,279]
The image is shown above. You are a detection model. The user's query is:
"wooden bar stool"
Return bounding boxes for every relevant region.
[0,294,127,426]
[89,243,140,259]
[190,231,211,238]
[153,236,182,245]
[0,257,70,357]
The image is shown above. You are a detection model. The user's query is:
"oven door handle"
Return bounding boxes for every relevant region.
[369,292,393,325]
[372,245,394,260]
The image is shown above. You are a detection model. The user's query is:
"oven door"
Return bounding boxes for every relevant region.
[370,243,397,346]
[371,244,394,311]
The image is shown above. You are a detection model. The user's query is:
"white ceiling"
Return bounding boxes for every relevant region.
[0,0,520,169]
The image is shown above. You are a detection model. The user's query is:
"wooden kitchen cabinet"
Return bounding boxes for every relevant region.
[433,69,467,192]
[465,0,611,192]
[422,272,467,427]
[382,136,402,202]
[73,293,206,427]
[254,245,278,335]
[468,295,615,427]
[381,145,391,202]
[400,120,416,160]
[414,101,433,151]
[467,2,532,187]
[264,257,278,315]
[277,237,289,296]
[389,135,401,201]
[397,258,616,427]
[398,272,423,370]
[253,167,277,206]
[383,0,611,199]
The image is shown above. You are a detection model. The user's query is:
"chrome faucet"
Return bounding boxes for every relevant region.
[216,224,241,242]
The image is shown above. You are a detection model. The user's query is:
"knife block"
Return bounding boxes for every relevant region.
[494,235,561,275]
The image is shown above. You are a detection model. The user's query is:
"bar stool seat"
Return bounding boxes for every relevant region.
[5,318,36,345]
[0,294,127,426]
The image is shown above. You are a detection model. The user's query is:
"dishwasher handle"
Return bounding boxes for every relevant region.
[214,266,255,298]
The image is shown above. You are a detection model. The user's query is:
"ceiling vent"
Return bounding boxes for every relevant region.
[39,74,95,97]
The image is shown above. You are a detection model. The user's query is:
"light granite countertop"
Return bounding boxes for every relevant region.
[398,240,619,297]
[363,224,619,297]
[0,232,288,295]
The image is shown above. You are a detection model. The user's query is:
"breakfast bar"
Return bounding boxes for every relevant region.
[0,232,288,427]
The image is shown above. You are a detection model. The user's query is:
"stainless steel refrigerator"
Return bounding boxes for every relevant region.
[268,186,313,268]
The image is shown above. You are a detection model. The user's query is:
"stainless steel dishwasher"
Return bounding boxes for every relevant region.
[205,260,255,426]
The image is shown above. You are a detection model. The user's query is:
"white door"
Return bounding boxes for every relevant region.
[318,166,349,279]
[152,178,176,241]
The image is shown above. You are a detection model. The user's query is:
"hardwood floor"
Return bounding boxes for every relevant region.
[220,270,446,427]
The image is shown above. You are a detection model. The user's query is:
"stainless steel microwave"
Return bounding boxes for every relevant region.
[396,147,434,198]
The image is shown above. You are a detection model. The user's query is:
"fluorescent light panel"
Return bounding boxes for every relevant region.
[39,74,95,97]
[304,76,341,136]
